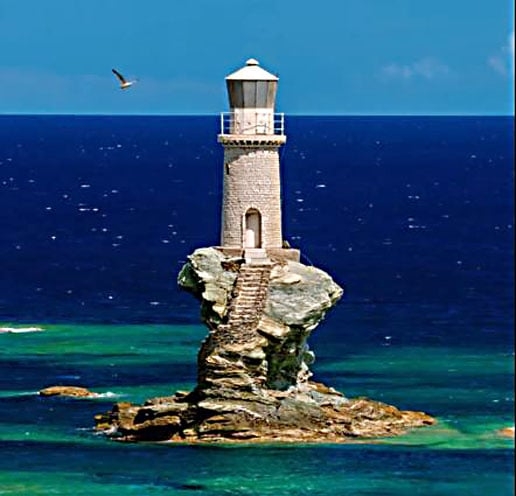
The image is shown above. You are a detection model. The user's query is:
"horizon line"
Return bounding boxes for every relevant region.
[0,112,514,118]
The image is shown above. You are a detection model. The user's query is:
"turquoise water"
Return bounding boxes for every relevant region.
[0,324,513,495]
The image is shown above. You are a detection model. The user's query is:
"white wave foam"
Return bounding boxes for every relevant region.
[0,326,44,333]
[96,391,123,399]
[0,391,39,398]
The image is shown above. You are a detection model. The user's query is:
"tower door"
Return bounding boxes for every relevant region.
[244,209,262,248]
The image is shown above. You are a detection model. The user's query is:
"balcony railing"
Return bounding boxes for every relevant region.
[219,112,285,136]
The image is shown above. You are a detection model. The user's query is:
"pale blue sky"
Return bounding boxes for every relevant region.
[0,0,514,115]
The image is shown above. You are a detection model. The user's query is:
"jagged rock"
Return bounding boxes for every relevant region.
[177,247,238,324]
[40,386,99,398]
[95,247,436,443]
[267,262,343,327]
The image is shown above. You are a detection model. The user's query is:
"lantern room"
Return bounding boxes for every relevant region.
[223,58,280,136]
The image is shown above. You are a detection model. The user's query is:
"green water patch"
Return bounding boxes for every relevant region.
[313,345,514,449]
[0,323,206,358]
[0,323,204,393]
[1,324,513,452]
[316,345,514,378]
[366,420,514,450]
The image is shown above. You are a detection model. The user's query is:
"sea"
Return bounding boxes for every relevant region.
[0,115,513,495]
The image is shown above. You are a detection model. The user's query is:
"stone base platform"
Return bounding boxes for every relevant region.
[215,246,300,263]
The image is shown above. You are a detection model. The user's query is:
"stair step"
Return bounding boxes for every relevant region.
[219,261,272,341]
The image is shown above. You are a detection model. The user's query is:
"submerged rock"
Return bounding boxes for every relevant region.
[95,247,436,443]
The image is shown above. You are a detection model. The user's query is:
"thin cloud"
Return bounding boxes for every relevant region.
[380,57,451,82]
[488,55,507,75]
[487,32,514,77]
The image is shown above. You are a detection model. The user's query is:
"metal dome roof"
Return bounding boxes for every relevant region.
[225,58,278,81]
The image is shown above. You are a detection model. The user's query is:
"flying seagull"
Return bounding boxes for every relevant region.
[112,68,137,90]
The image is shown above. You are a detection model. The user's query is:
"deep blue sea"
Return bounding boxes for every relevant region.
[0,115,514,494]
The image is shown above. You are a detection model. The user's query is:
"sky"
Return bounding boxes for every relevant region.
[0,0,514,115]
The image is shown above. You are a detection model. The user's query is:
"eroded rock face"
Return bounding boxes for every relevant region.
[177,247,238,325]
[179,248,343,394]
[95,247,436,443]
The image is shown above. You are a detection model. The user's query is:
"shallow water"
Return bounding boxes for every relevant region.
[0,324,513,494]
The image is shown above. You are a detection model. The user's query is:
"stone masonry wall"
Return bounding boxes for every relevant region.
[221,146,283,248]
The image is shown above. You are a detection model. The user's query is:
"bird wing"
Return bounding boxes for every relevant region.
[111,68,126,83]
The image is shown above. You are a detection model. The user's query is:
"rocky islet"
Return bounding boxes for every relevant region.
[94,248,435,443]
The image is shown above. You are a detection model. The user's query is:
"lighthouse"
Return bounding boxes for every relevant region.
[218,58,299,263]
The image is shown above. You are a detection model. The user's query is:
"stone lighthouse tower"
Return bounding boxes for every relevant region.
[95,58,432,445]
[218,58,298,263]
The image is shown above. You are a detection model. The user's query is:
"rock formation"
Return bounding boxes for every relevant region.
[40,386,99,398]
[95,247,435,443]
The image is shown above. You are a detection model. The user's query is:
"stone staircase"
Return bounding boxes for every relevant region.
[215,262,272,347]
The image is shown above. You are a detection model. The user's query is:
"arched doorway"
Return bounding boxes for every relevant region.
[244,209,262,248]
